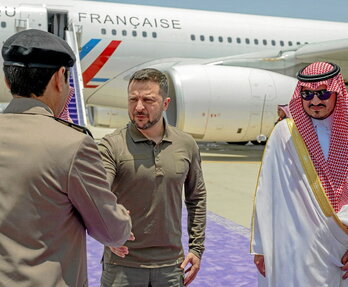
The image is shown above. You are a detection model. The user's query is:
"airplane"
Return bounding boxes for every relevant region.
[1,0,348,142]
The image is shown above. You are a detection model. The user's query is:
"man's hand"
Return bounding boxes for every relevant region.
[109,232,135,258]
[254,254,266,277]
[180,252,201,286]
[341,250,348,279]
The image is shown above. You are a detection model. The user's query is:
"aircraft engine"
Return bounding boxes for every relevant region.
[164,64,297,142]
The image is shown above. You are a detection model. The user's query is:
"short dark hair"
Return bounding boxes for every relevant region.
[3,66,69,97]
[128,68,168,98]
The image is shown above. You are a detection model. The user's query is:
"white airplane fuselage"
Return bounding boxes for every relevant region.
[1,0,348,141]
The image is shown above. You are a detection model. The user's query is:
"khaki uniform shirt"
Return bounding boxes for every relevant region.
[98,121,206,268]
[0,98,131,287]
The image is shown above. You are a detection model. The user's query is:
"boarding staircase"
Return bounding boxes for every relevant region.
[65,25,87,127]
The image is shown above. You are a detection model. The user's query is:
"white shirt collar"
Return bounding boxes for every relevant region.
[311,114,333,160]
[311,113,334,131]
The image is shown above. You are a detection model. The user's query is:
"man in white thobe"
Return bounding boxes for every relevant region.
[251,62,348,287]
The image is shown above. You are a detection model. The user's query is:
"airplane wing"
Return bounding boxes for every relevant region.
[295,38,348,61]
[200,38,348,80]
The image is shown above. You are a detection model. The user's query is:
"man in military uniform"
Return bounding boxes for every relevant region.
[0,29,132,287]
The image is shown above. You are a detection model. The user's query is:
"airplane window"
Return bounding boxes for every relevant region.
[200,35,205,41]
[254,39,259,45]
[288,41,293,46]
[280,40,284,46]
[218,36,223,43]
[143,31,147,38]
[112,29,116,35]
[152,32,157,38]
[263,39,267,45]
[101,28,106,35]
[304,42,308,44]
[132,31,137,37]
[245,38,250,44]
[209,36,214,42]
[227,37,232,43]
[191,34,196,41]
[122,30,127,36]
[1,22,6,28]
[296,41,301,45]
[237,37,241,44]
[271,40,276,46]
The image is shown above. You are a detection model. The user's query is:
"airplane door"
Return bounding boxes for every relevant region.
[17,5,68,39]
[0,5,16,45]
[47,11,68,39]
[17,5,47,31]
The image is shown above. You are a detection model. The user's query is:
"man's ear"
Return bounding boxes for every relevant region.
[54,67,67,92]
[163,97,171,111]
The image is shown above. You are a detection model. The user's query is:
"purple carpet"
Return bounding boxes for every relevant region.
[87,211,258,286]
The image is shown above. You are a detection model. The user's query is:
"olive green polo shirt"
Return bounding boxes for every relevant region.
[98,121,206,268]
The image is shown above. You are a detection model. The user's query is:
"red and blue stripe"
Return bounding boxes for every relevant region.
[80,39,122,88]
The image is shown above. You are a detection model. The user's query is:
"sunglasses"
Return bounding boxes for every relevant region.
[300,89,334,101]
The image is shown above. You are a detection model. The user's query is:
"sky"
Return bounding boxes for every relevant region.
[92,0,348,22]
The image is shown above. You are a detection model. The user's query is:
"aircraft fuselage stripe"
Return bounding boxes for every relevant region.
[91,78,109,82]
[79,39,101,60]
[82,40,122,87]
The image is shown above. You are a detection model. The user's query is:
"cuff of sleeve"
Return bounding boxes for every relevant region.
[189,248,203,259]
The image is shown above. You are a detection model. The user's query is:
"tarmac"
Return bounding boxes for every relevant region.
[198,142,263,228]
[86,132,265,286]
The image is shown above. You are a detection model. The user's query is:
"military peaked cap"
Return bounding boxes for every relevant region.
[2,29,75,68]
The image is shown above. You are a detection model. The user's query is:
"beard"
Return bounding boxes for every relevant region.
[308,103,334,120]
[130,111,163,130]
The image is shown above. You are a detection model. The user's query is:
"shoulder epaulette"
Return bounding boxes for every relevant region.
[50,116,94,139]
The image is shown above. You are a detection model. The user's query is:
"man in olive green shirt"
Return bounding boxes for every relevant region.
[99,68,206,286]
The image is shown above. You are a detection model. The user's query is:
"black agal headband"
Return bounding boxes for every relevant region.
[296,62,340,82]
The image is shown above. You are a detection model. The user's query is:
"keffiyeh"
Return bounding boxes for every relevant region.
[289,62,348,212]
